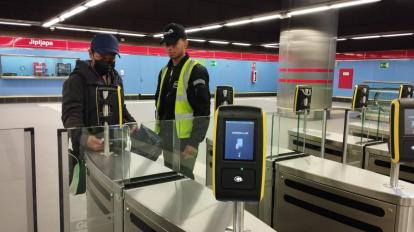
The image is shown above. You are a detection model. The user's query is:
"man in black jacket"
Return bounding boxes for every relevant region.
[155,23,211,179]
[62,34,135,152]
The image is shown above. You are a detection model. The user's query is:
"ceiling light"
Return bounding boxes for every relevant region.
[187,38,206,42]
[185,28,203,33]
[88,29,118,34]
[0,21,31,26]
[56,26,89,32]
[85,0,108,7]
[336,38,347,41]
[225,19,252,27]
[351,35,381,40]
[251,14,281,23]
[382,33,413,38]
[119,32,146,37]
[287,6,330,17]
[263,45,279,48]
[201,25,223,31]
[209,40,229,45]
[153,34,164,38]
[42,18,61,28]
[59,6,87,20]
[232,43,251,46]
[331,0,381,9]
[261,43,279,46]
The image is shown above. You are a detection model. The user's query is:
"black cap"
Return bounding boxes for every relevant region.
[160,23,187,45]
[91,34,119,56]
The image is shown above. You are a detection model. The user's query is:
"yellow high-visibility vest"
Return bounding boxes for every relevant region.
[156,59,198,138]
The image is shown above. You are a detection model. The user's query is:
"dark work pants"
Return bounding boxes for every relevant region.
[159,121,198,179]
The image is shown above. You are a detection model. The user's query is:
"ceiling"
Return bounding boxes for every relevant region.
[0,0,413,52]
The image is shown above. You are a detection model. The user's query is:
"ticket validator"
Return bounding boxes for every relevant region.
[96,85,123,156]
[399,84,413,99]
[215,86,234,111]
[342,84,370,163]
[351,84,370,111]
[293,85,312,113]
[389,99,414,188]
[213,105,266,232]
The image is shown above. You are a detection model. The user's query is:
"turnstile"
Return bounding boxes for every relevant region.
[274,155,414,232]
[348,121,390,140]
[85,151,183,232]
[124,179,276,232]
[288,128,375,167]
[206,137,305,226]
[365,143,414,183]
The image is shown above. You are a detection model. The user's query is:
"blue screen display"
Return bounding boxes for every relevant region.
[224,120,255,161]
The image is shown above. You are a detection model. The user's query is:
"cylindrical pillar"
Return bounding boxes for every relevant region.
[277,0,338,110]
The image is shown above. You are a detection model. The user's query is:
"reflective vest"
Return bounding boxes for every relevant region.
[156,59,198,138]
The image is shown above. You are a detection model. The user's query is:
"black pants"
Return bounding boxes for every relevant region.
[159,121,198,179]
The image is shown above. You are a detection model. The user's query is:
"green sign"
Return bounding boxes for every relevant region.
[380,62,389,69]
[210,60,217,67]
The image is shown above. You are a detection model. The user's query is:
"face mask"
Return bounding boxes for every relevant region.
[94,60,115,76]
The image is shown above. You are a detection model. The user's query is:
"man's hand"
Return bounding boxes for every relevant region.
[129,123,139,135]
[86,135,104,151]
[182,145,198,160]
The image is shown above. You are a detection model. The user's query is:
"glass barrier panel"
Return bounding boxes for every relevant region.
[271,110,306,155]
[60,125,129,232]
[0,128,36,232]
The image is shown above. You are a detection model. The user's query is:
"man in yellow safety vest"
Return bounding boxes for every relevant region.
[155,23,211,179]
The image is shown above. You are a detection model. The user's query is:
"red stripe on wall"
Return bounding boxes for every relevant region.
[278,78,333,84]
[0,36,14,47]
[215,51,242,60]
[187,49,215,58]
[266,55,279,62]
[119,44,148,55]
[279,68,334,73]
[242,53,268,61]
[1,35,414,62]
[67,41,90,51]
[364,50,407,60]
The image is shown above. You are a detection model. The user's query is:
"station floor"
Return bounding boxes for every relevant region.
[0,97,350,232]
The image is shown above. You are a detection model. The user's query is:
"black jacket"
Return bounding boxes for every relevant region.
[61,60,135,129]
[155,54,211,148]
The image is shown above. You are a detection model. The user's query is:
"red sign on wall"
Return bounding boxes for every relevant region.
[13,38,67,50]
[338,68,354,89]
[0,36,14,47]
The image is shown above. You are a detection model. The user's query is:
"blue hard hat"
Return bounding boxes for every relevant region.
[90,34,119,56]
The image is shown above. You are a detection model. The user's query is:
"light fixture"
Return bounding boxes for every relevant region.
[187,38,206,42]
[153,34,164,38]
[250,14,281,23]
[287,6,330,17]
[200,25,223,31]
[0,21,31,26]
[336,38,347,41]
[119,32,146,37]
[263,45,279,48]
[84,0,108,7]
[232,42,251,46]
[185,28,203,33]
[261,43,279,46]
[331,0,381,9]
[88,29,118,34]
[59,6,88,20]
[42,18,61,28]
[56,26,89,32]
[351,35,381,40]
[209,40,229,45]
[382,33,413,38]
[225,19,252,27]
